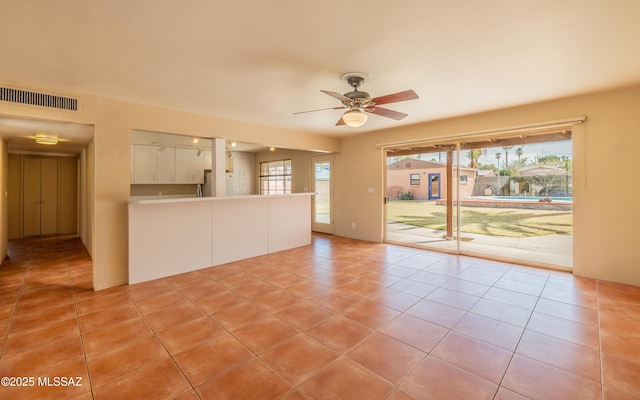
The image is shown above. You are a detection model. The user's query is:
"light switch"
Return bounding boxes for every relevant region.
[368,187,375,193]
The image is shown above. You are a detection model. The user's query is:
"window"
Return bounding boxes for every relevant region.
[460,175,468,184]
[260,159,292,194]
[410,173,420,185]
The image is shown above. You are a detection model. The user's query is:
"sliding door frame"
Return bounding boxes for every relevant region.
[381,116,585,270]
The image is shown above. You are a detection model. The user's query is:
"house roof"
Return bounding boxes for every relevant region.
[388,158,479,172]
[1,1,640,137]
[520,165,568,176]
[388,159,446,169]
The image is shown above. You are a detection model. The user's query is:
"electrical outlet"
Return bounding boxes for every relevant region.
[352,223,356,229]
[368,187,375,193]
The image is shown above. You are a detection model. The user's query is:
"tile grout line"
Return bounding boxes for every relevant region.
[123,280,204,399]
[492,265,551,399]
[596,279,605,400]
[0,241,32,360]
[67,237,97,400]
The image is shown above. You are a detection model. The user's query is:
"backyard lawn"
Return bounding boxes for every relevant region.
[387,200,572,238]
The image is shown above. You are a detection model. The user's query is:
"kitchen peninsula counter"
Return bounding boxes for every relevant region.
[128,193,313,284]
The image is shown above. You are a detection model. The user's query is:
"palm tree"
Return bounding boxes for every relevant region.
[468,149,481,168]
[502,146,513,169]
[516,147,524,163]
[495,152,502,169]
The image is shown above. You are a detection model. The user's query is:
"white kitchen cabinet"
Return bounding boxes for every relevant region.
[175,148,205,184]
[175,148,191,183]
[191,151,205,184]
[203,150,212,170]
[157,147,176,183]
[134,144,158,184]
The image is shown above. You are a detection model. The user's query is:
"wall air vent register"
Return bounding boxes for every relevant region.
[0,86,78,111]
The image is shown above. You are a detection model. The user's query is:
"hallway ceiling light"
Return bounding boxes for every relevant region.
[35,133,58,145]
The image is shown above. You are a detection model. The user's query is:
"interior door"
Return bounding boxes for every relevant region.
[40,158,59,235]
[23,158,42,237]
[23,157,58,236]
[312,155,333,234]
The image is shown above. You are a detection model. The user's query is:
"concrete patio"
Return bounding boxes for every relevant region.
[386,221,572,270]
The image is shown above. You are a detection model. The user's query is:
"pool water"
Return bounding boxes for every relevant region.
[489,196,572,202]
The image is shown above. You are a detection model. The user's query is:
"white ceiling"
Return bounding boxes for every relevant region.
[1,1,640,153]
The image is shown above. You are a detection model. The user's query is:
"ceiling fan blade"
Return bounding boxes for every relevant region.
[321,90,353,103]
[336,117,346,126]
[371,90,418,105]
[293,106,347,114]
[370,106,408,120]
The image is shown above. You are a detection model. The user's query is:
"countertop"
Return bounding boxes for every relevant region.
[128,192,314,205]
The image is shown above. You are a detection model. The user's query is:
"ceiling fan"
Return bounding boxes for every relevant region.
[294,73,419,128]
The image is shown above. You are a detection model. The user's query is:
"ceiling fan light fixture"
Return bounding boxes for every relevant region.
[342,109,368,127]
[35,133,58,145]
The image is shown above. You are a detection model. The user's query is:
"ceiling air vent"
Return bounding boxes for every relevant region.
[0,86,78,111]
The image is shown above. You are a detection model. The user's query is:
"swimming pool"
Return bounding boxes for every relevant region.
[436,195,573,210]
[489,196,572,202]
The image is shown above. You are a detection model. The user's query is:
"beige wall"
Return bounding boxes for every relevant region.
[0,140,7,262]
[7,154,21,240]
[2,82,639,287]
[335,85,640,286]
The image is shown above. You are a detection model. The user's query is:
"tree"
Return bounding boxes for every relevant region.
[499,168,514,176]
[495,152,502,169]
[516,147,524,163]
[535,154,561,166]
[468,149,482,168]
[502,146,513,169]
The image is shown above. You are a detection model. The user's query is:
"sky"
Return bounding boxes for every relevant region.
[420,140,572,168]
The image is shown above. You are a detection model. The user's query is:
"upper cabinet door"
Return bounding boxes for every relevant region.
[175,148,192,184]
[175,148,205,183]
[134,145,158,184]
[191,151,205,184]
[157,147,176,184]
[203,150,212,170]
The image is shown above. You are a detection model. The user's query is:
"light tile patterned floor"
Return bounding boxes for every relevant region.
[1,234,639,399]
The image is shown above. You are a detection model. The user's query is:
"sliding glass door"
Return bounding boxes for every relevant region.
[385,130,573,269]
[385,145,458,252]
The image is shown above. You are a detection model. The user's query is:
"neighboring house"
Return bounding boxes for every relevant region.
[474,165,571,197]
[387,158,478,200]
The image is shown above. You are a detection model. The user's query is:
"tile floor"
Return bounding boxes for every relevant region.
[1,234,639,399]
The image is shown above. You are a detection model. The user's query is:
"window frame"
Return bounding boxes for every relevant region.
[259,159,292,195]
[410,173,421,186]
